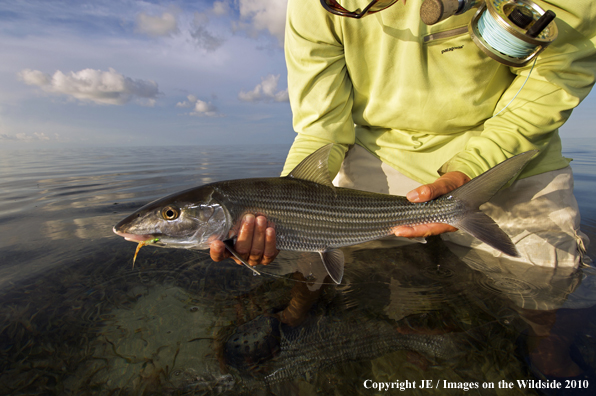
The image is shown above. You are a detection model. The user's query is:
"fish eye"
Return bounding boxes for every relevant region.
[161,205,180,220]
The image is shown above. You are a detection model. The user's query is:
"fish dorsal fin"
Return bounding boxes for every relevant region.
[319,248,344,284]
[287,144,335,188]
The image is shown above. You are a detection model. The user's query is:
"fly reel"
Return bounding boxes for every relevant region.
[421,0,558,67]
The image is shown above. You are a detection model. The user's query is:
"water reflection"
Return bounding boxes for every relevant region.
[2,231,596,395]
[216,239,596,393]
[1,144,595,395]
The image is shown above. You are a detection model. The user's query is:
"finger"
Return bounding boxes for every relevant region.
[210,240,244,266]
[234,214,255,260]
[210,240,230,262]
[393,223,458,238]
[406,184,436,203]
[248,216,267,266]
[261,227,279,265]
[406,171,471,203]
[406,179,454,202]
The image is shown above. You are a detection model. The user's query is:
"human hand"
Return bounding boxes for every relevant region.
[393,171,471,238]
[209,214,279,266]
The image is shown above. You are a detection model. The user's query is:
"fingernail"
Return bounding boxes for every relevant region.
[243,213,254,223]
[256,216,266,227]
[406,190,419,201]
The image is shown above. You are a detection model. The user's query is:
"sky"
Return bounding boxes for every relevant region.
[0,0,594,149]
[0,0,292,148]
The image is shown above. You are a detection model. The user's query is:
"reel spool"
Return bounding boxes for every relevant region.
[421,0,558,67]
[470,0,558,67]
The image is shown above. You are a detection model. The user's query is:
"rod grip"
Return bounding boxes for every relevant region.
[420,0,460,25]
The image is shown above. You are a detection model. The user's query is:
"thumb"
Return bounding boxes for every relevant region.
[406,171,471,203]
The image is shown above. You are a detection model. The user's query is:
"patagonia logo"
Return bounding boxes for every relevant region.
[441,45,464,54]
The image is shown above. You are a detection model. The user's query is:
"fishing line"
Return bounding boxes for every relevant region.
[469,1,553,116]
[477,6,535,58]
[191,250,340,285]
[468,1,558,67]
[491,57,537,118]
[421,1,557,116]
[257,270,338,285]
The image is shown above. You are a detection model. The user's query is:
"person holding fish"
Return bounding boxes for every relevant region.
[112,0,596,385]
[208,0,596,383]
[211,0,595,274]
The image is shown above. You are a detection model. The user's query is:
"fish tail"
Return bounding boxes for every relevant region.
[449,151,537,257]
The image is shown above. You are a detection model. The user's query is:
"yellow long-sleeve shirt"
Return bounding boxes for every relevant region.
[281,0,596,184]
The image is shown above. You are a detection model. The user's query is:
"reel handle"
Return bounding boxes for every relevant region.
[526,10,556,38]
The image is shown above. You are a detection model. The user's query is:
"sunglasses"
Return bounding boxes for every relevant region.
[320,0,401,19]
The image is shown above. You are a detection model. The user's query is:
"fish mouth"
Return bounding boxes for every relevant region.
[112,227,155,242]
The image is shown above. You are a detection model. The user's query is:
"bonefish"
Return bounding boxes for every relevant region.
[113,145,536,284]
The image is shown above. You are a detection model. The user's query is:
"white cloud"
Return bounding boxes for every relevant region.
[238,74,289,102]
[18,68,160,106]
[192,99,220,117]
[177,94,222,117]
[17,69,50,86]
[176,94,197,108]
[135,11,179,37]
[235,0,287,45]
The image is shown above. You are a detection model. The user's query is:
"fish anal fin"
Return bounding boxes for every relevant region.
[453,211,520,258]
[287,144,335,188]
[223,238,261,275]
[319,248,345,284]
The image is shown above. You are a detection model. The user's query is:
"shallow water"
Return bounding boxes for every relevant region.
[1,141,595,395]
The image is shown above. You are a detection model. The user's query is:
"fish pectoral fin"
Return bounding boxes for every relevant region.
[222,238,261,276]
[319,249,345,284]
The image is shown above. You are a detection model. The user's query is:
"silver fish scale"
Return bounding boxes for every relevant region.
[213,178,463,252]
